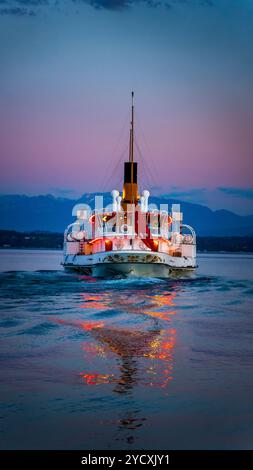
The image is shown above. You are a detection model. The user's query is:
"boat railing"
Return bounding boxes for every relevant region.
[64,223,196,257]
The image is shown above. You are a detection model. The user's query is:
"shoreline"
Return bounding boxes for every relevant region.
[1,247,253,256]
[1,230,253,254]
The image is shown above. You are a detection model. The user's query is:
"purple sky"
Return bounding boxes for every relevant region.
[0,0,253,214]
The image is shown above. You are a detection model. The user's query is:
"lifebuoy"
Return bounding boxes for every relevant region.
[70,231,86,241]
[184,234,193,244]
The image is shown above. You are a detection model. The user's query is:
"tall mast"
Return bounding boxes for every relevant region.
[122,92,139,209]
[130,91,134,164]
[130,91,134,202]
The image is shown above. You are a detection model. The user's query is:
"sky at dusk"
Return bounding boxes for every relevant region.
[0,0,253,214]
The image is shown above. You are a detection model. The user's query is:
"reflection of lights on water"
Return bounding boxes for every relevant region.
[144,310,176,321]
[153,293,176,307]
[80,327,176,389]
[81,321,104,331]
[80,293,110,310]
[74,285,180,444]
[80,372,115,385]
[52,286,179,390]
[78,291,178,323]
[145,329,176,360]
[82,342,107,358]
[53,318,104,331]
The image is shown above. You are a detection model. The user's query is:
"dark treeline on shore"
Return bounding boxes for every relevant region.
[0,230,63,250]
[197,237,253,253]
[0,230,253,253]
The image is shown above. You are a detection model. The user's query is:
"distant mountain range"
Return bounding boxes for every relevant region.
[0,193,253,236]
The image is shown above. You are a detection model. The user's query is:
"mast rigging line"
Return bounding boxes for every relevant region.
[98,107,132,192]
[101,143,128,193]
[134,109,160,188]
[134,137,156,191]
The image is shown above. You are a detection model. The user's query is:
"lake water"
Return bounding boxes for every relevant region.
[0,249,253,450]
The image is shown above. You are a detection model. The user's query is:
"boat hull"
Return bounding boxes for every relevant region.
[63,250,196,278]
[92,262,194,278]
